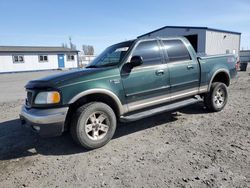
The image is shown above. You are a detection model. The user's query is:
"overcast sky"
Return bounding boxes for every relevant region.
[0,0,249,53]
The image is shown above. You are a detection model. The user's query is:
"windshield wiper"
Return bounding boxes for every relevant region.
[86,63,118,68]
[86,65,98,68]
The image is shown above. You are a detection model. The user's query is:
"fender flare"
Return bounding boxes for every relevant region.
[68,89,127,115]
[208,69,230,91]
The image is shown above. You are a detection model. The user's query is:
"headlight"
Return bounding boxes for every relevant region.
[34,91,61,104]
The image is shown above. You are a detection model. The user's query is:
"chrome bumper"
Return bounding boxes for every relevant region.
[20,105,69,137]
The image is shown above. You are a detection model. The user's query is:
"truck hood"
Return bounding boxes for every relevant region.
[25,68,109,89]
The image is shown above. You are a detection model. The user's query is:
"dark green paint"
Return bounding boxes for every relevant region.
[26,37,237,115]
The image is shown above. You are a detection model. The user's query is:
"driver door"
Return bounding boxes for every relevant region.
[120,40,170,112]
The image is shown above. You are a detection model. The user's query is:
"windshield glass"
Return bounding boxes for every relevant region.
[87,41,134,68]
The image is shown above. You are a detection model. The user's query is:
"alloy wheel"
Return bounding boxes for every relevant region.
[214,88,225,108]
[84,111,110,141]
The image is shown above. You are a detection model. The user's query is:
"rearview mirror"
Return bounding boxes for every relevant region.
[130,56,143,67]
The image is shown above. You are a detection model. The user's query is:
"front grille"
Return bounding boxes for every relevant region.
[26,91,33,107]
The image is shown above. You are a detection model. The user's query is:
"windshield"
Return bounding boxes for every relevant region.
[87,41,134,68]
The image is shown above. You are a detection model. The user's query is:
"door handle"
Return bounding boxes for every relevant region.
[155,69,164,75]
[187,65,194,69]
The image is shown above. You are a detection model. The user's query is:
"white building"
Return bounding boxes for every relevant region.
[138,26,241,56]
[78,51,96,67]
[0,46,79,73]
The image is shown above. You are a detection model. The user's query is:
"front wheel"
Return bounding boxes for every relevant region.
[70,102,117,149]
[204,82,228,112]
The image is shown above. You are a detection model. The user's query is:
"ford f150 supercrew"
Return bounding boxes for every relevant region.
[20,37,237,149]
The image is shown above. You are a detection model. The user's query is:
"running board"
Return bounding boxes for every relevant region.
[120,97,202,122]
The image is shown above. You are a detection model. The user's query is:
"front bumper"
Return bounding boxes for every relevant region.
[20,105,69,137]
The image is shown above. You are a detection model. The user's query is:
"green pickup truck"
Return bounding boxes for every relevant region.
[20,37,237,149]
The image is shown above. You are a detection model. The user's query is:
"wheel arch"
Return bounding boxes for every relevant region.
[208,69,230,91]
[68,89,126,117]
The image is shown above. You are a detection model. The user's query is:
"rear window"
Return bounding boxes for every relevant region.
[163,40,191,62]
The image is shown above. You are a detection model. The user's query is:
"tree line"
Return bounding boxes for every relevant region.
[61,37,95,55]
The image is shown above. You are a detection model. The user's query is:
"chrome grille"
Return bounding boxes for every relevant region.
[26,91,33,107]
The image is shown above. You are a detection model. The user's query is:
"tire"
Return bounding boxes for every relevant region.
[204,82,228,112]
[240,63,248,71]
[70,102,117,149]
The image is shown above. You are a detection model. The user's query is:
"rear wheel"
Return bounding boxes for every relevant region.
[70,102,117,149]
[204,82,228,112]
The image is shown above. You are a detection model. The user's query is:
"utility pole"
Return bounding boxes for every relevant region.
[69,36,72,49]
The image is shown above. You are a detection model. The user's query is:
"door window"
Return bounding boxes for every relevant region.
[131,40,162,66]
[163,40,191,62]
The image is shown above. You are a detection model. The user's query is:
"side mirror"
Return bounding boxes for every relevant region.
[130,56,143,67]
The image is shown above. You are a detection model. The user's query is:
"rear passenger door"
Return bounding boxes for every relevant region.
[121,40,170,112]
[161,39,199,100]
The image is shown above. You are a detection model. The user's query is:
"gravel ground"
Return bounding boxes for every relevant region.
[0,68,249,188]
